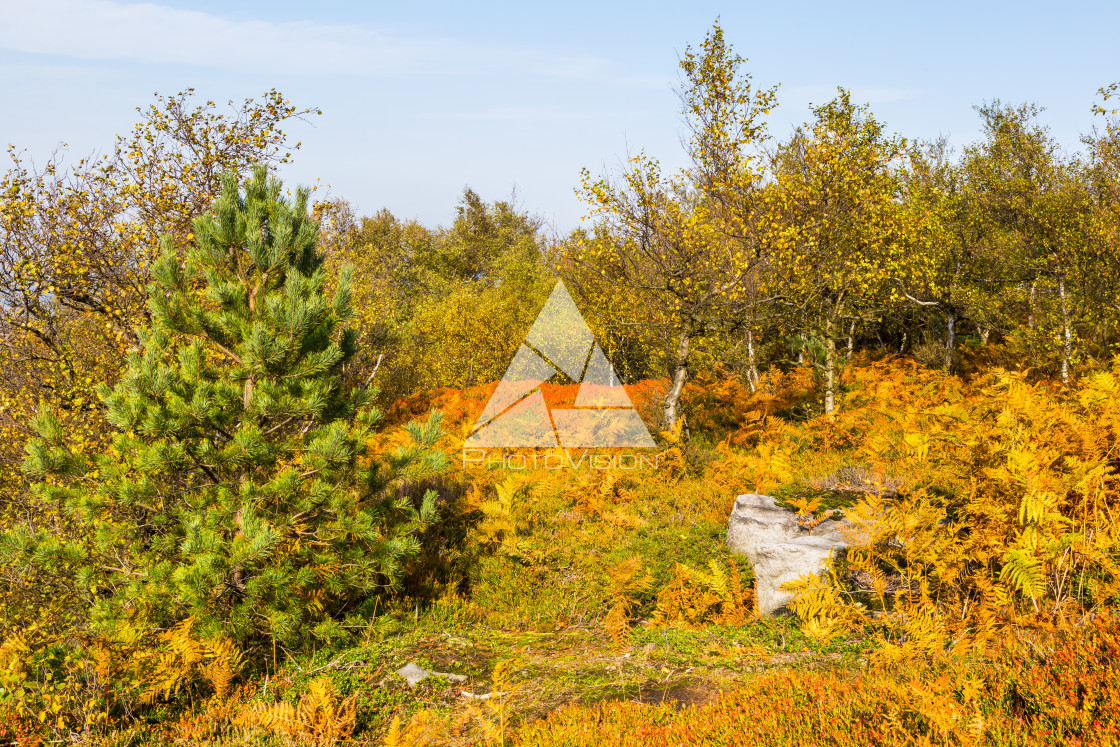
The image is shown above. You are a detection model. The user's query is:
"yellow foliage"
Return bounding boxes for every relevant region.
[465,651,525,747]
[382,709,443,746]
[654,560,754,628]
[138,617,244,704]
[236,675,356,744]
[603,556,654,647]
[199,636,244,702]
[0,634,29,680]
[656,417,688,481]
[472,476,540,562]
[740,359,1120,652]
[783,571,865,647]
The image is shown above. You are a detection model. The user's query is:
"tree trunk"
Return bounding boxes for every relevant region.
[899,330,908,354]
[1028,278,1038,330]
[979,327,991,345]
[846,320,856,359]
[945,308,956,373]
[664,330,691,429]
[245,285,258,411]
[824,319,836,417]
[746,328,761,392]
[1059,274,1072,383]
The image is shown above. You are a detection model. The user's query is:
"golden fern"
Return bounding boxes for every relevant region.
[1000,548,1047,604]
[656,417,687,480]
[140,617,204,704]
[138,618,245,705]
[297,677,357,742]
[236,700,298,735]
[383,711,442,746]
[599,471,623,501]
[784,569,866,647]
[654,559,753,628]
[383,715,407,747]
[198,636,244,701]
[789,495,825,529]
[476,477,530,556]
[236,675,356,743]
[573,472,605,517]
[603,556,653,645]
[465,651,524,747]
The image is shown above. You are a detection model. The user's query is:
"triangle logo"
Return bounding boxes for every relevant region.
[465,281,656,449]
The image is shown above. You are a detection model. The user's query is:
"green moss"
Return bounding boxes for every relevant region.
[772,482,865,516]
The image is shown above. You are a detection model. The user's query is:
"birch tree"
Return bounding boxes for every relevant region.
[767,90,907,414]
[569,22,777,428]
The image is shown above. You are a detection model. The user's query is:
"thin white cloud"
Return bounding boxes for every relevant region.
[0,0,610,78]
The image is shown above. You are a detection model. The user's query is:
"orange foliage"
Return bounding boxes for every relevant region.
[515,614,1120,747]
[653,560,754,628]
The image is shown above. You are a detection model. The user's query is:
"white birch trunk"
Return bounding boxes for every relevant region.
[664,331,691,429]
[1059,275,1072,383]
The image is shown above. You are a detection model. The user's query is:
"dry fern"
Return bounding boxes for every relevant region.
[137,617,245,704]
[784,568,866,647]
[382,710,442,746]
[654,560,753,628]
[140,617,204,704]
[198,636,244,701]
[464,651,525,747]
[604,556,653,646]
[236,675,356,744]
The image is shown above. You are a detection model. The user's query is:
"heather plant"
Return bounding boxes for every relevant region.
[512,614,1120,746]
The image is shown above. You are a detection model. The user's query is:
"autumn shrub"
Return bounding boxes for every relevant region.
[513,614,1120,746]
[1002,613,1120,741]
[693,357,1120,653]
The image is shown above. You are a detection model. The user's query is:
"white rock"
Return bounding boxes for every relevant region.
[726,494,849,616]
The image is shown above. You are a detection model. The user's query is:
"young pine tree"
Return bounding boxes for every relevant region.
[13,166,446,646]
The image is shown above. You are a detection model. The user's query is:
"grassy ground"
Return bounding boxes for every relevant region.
[121,446,883,746]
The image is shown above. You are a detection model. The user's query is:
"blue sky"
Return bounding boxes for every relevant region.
[1,1,1117,234]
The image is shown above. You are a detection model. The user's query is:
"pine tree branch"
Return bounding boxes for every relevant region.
[198,328,242,365]
[263,416,298,436]
[297,416,318,438]
[186,450,221,485]
[206,420,234,442]
[99,564,147,578]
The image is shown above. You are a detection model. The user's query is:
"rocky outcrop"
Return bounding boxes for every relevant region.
[726,494,849,616]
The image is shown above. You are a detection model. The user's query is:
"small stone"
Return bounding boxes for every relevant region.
[396,661,468,687]
[396,662,431,687]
